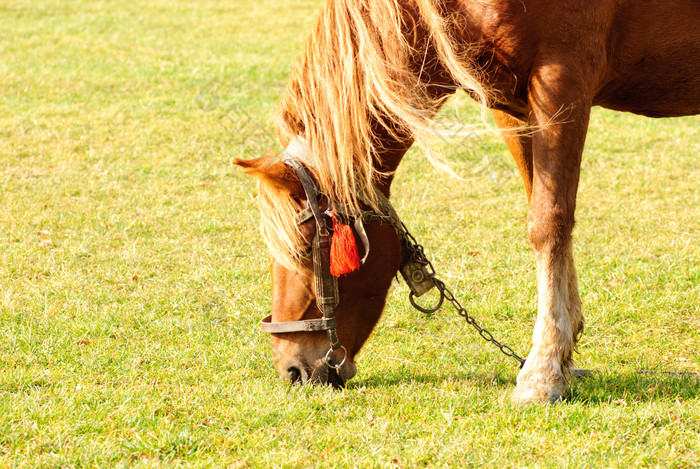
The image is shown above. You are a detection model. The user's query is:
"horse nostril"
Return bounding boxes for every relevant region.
[286,367,302,383]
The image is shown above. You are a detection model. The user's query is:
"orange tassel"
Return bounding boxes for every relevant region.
[329,212,361,276]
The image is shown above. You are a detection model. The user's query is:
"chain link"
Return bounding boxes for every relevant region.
[396,218,526,368]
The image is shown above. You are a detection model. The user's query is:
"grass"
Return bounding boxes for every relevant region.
[1,0,698,467]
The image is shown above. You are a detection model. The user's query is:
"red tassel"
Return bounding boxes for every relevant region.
[329,212,361,276]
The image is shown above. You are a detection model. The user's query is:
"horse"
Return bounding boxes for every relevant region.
[235,0,700,404]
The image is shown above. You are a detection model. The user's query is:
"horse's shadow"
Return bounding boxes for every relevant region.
[352,368,700,404]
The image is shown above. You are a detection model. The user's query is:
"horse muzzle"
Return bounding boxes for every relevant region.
[279,354,357,388]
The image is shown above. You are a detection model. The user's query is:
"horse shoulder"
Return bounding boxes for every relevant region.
[463,0,615,116]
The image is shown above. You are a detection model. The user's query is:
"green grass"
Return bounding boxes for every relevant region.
[1,0,699,467]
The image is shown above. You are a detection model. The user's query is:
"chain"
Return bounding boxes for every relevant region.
[397,219,526,368]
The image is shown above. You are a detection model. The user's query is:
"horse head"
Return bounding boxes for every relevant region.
[235,153,402,387]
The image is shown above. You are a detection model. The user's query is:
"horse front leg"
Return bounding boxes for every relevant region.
[492,110,534,202]
[493,109,585,372]
[509,94,589,404]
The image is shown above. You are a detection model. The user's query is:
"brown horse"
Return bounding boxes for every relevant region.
[235,0,700,403]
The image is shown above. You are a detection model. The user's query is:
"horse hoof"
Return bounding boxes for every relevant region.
[511,381,568,405]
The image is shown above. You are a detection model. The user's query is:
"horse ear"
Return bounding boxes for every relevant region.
[233,153,305,200]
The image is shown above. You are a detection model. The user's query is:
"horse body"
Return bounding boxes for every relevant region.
[237,0,699,403]
[596,0,700,117]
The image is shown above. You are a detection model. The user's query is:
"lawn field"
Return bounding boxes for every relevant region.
[1,0,699,467]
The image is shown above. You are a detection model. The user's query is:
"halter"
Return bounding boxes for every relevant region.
[259,156,418,371]
[260,157,346,369]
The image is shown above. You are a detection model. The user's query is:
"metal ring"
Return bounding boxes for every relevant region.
[409,290,444,314]
[325,345,347,370]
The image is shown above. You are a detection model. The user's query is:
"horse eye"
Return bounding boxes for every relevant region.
[301,245,313,258]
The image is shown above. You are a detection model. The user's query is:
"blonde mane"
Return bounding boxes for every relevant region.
[261,0,492,269]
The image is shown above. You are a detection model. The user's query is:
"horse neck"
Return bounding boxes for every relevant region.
[371,128,413,198]
[371,87,456,197]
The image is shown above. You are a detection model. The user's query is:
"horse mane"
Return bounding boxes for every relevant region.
[261,0,492,270]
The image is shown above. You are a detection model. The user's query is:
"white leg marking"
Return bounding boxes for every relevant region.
[512,245,576,404]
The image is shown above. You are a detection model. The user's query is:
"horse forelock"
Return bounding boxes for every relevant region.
[267,0,493,269]
[257,174,306,272]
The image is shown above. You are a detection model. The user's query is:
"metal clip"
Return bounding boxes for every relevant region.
[399,260,436,297]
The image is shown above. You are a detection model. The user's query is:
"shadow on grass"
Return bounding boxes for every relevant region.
[570,371,700,404]
[350,368,517,389]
